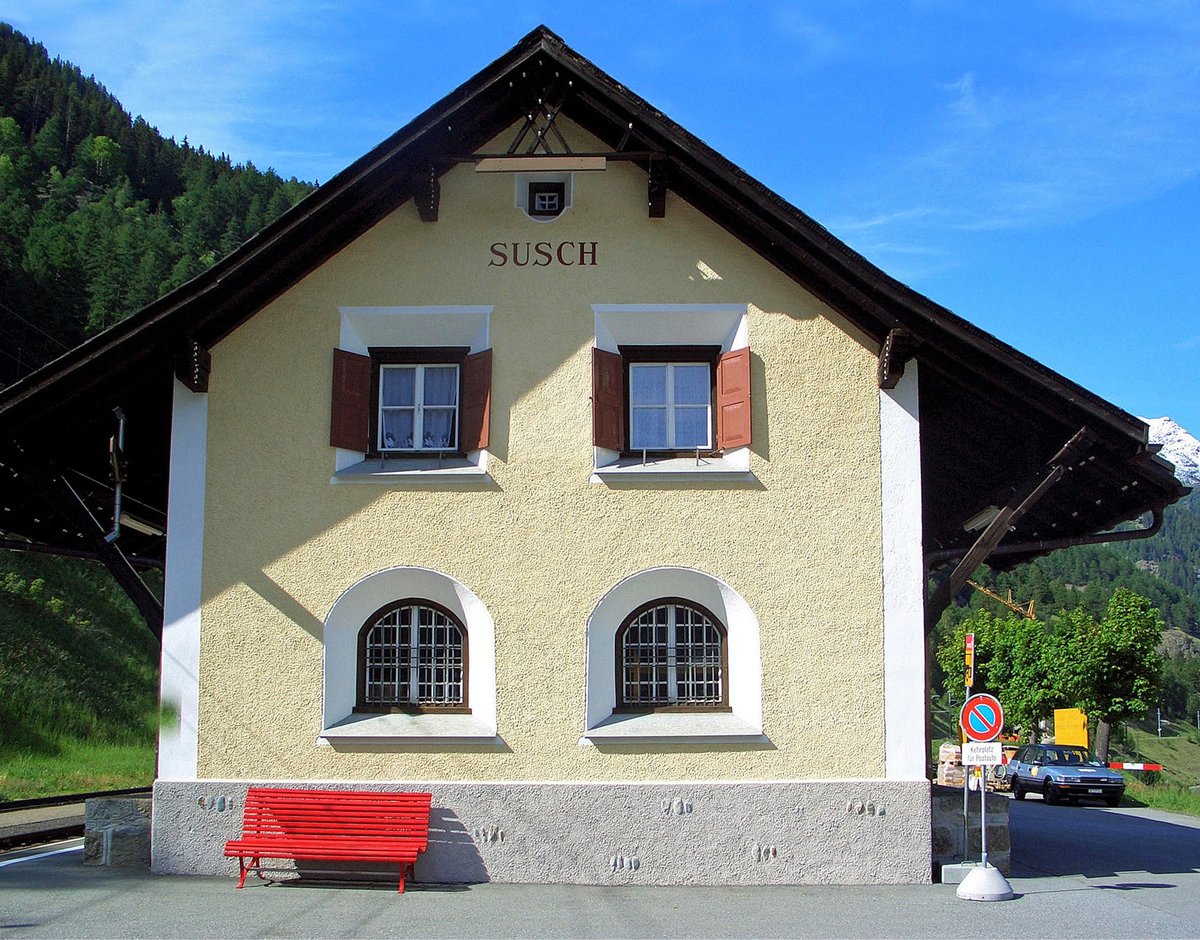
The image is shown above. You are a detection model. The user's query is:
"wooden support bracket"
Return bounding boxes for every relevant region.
[925,426,1096,628]
[648,158,669,218]
[878,328,916,389]
[175,338,211,393]
[415,168,441,222]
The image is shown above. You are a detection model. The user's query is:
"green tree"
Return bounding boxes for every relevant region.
[1056,587,1163,762]
[935,609,1062,740]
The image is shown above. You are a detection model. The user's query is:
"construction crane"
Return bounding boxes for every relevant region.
[966,579,1036,620]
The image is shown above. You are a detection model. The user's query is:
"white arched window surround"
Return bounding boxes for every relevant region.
[583,567,764,744]
[321,567,496,741]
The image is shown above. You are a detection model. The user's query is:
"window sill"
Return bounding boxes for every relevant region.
[580,711,764,744]
[591,453,753,484]
[320,711,496,741]
[331,456,492,485]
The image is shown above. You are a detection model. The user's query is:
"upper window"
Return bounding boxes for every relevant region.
[626,347,717,452]
[594,345,750,455]
[515,172,572,222]
[377,357,460,452]
[330,346,492,456]
[357,600,468,712]
[616,599,728,710]
[528,181,566,218]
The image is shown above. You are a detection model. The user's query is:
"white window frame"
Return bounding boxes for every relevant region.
[628,361,713,451]
[377,362,460,453]
[322,566,497,742]
[582,567,763,744]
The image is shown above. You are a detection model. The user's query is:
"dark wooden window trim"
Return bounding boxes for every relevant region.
[367,346,470,457]
[620,345,721,457]
[355,598,471,713]
[613,596,730,712]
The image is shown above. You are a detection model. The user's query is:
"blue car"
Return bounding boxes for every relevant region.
[1007,743,1125,807]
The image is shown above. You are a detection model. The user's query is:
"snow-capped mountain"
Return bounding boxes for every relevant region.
[1143,417,1200,486]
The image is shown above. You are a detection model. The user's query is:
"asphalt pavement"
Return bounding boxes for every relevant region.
[1,799,1198,938]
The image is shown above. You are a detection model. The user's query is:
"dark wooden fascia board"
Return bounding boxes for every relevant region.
[0,23,1165,466]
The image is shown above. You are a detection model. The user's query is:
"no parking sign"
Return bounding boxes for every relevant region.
[959,693,1004,742]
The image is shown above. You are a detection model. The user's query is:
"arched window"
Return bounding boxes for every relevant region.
[356,600,468,712]
[616,599,728,710]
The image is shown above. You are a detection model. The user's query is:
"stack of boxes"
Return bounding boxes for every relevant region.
[936,742,965,787]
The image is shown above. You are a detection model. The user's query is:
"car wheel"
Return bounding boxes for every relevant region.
[1012,779,1025,801]
[1043,780,1060,805]
[1105,793,1121,808]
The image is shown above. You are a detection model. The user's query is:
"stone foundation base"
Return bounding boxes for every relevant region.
[84,797,152,868]
[930,784,1010,877]
[151,779,932,886]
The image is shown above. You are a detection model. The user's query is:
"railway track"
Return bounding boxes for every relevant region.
[0,787,151,852]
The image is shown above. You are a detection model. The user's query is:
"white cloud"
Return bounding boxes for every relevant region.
[836,11,1200,266]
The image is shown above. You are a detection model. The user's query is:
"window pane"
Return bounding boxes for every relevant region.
[422,408,457,449]
[622,606,670,706]
[381,410,414,449]
[674,606,723,704]
[631,407,667,449]
[630,365,667,405]
[381,366,415,406]
[673,407,710,449]
[364,607,412,704]
[673,364,710,405]
[423,366,459,406]
[363,604,463,707]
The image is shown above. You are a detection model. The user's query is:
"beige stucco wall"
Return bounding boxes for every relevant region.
[195,121,886,783]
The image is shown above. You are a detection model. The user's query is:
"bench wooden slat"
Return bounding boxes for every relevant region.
[223,788,432,892]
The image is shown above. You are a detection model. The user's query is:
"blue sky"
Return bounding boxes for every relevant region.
[6,1,1198,434]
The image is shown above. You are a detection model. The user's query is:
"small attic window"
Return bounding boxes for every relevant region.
[515,172,572,222]
[529,181,565,218]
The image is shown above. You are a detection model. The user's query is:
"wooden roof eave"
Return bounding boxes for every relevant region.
[0,24,1176,510]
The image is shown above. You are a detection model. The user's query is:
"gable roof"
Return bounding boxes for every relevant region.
[0,25,1187,577]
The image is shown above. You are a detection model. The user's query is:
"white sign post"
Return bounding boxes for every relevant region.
[956,697,1014,902]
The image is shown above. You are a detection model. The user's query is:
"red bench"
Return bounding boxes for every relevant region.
[224,787,432,892]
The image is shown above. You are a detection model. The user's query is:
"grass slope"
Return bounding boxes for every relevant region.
[0,550,160,800]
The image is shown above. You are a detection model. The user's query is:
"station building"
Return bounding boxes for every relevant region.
[0,27,1186,885]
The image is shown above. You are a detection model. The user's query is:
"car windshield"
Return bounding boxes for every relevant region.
[1042,747,1096,765]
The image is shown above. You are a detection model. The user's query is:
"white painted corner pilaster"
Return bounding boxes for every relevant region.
[158,378,207,780]
[880,363,926,780]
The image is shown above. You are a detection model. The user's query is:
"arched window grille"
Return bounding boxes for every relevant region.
[357,600,467,711]
[616,599,727,709]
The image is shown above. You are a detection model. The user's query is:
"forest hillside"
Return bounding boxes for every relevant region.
[0,22,313,385]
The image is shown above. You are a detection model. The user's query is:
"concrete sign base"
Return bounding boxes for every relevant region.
[956,863,1015,901]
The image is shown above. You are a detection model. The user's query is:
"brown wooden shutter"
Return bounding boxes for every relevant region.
[592,348,625,451]
[329,348,372,451]
[460,349,493,450]
[716,347,751,450]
